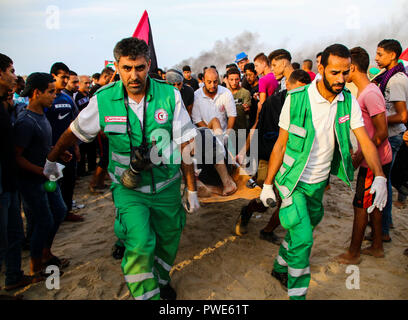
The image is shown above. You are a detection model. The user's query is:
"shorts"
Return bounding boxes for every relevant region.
[353,163,391,209]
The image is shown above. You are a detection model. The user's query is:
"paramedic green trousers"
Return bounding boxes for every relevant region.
[273,179,327,300]
[112,180,186,300]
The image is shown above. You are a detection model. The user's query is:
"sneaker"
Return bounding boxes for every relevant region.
[72,200,85,210]
[65,212,84,222]
[234,205,253,236]
[4,274,36,291]
[271,269,288,289]
[160,284,177,300]
[259,229,281,245]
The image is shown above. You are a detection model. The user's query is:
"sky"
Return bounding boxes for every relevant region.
[0,0,407,76]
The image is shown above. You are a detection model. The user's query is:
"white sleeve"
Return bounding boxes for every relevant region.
[350,95,365,130]
[172,89,197,145]
[70,96,101,142]
[388,73,408,102]
[191,94,202,125]
[278,94,291,131]
[225,91,237,117]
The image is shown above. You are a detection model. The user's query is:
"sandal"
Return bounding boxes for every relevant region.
[43,256,70,270]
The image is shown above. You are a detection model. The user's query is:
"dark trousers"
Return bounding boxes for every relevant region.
[59,158,77,212]
[77,140,97,175]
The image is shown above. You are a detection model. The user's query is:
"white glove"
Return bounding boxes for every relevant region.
[183,190,200,214]
[43,159,64,180]
[367,176,388,213]
[260,184,276,207]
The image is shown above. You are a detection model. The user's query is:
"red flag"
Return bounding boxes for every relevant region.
[132,10,158,74]
[400,48,408,61]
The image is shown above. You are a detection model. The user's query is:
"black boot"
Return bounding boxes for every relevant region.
[271,269,288,289]
[160,284,177,300]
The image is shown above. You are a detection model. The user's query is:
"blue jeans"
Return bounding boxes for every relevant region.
[382,133,403,236]
[17,180,67,259]
[0,191,25,285]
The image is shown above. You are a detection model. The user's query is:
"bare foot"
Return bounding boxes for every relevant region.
[361,246,384,258]
[222,180,237,196]
[334,252,362,265]
[196,180,212,198]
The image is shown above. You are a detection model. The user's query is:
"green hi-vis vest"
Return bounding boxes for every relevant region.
[275,84,354,200]
[96,78,182,194]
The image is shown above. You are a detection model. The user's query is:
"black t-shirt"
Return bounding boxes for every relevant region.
[89,84,102,98]
[241,75,251,92]
[248,83,259,128]
[14,109,53,183]
[74,91,90,111]
[0,99,17,192]
[183,77,199,91]
[180,84,194,108]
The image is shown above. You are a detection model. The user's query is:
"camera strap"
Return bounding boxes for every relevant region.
[123,78,149,149]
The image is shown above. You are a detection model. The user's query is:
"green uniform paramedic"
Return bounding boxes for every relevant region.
[44,38,200,300]
[260,44,387,300]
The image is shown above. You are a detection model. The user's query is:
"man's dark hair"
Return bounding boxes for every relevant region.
[288,69,312,85]
[268,49,292,63]
[92,73,100,80]
[292,62,300,70]
[254,53,270,66]
[244,62,257,74]
[198,73,204,80]
[22,72,56,98]
[226,67,241,78]
[69,70,78,76]
[303,59,313,70]
[101,67,114,76]
[226,63,238,70]
[182,65,191,72]
[113,37,150,62]
[316,51,323,59]
[320,44,351,67]
[350,47,370,73]
[210,65,217,69]
[378,39,403,60]
[50,62,69,76]
[0,53,13,72]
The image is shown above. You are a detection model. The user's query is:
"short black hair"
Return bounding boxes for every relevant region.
[226,63,238,70]
[0,53,13,72]
[210,65,217,69]
[101,67,114,76]
[198,73,204,80]
[303,59,313,69]
[254,53,269,66]
[316,51,323,59]
[113,37,150,62]
[92,73,100,80]
[22,72,56,98]
[244,62,257,74]
[50,62,70,76]
[321,44,351,67]
[292,62,300,70]
[226,68,241,78]
[268,49,292,62]
[350,47,370,73]
[182,65,191,72]
[378,39,402,60]
[288,69,311,85]
[69,70,78,76]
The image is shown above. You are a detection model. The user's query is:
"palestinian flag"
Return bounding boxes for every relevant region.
[132,10,158,74]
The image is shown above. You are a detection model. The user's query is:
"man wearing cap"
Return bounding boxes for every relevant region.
[166,68,194,116]
[235,52,251,91]
[182,65,199,91]
[43,37,199,300]
[14,72,71,278]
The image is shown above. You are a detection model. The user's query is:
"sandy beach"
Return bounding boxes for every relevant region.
[1,173,408,300]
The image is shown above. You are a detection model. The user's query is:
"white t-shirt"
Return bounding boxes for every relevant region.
[70,88,197,145]
[191,85,237,132]
[383,72,408,137]
[279,80,364,184]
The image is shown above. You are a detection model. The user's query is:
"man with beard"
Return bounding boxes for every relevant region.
[259,44,387,300]
[166,68,194,116]
[43,37,199,300]
[244,63,259,128]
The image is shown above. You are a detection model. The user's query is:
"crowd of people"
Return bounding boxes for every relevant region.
[0,36,407,300]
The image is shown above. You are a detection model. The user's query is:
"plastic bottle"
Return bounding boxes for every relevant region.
[44,175,57,192]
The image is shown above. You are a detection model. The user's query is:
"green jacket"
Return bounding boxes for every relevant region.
[96,78,181,194]
[275,84,354,200]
